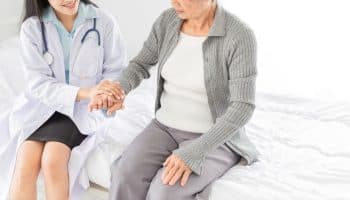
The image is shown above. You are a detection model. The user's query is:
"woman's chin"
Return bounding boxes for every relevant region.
[61,9,78,16]
[176,12,188,19]
[60,4,79,16]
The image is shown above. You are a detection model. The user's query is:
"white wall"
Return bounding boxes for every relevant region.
[96,0,170,58]
[221,0,350,102]
[1,0,349,101]
[0,0,22,40]
[0,0,170,58]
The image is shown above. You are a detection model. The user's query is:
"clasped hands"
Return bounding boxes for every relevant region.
[87,80,125,115]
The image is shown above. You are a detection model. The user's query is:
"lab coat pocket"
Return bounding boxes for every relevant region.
[72,38,102,80]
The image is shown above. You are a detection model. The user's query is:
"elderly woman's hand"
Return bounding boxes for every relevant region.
[88,93,125,115]
[162,154,192,187]
[87,80,126,114]
[89,80,125,100]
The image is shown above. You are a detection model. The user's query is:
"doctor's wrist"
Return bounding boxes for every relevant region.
[77,87,93,101]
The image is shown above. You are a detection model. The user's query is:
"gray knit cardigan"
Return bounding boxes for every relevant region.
[117,5,259,175]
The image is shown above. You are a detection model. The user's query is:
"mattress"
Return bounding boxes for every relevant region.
[1,37,349,200]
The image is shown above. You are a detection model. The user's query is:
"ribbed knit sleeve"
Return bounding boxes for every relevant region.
[116,12,164,94]
[172,28,257,175]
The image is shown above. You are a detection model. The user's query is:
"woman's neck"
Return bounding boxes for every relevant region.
[181,4,217,36]
[55,11,77,33]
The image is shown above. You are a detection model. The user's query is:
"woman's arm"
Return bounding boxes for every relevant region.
[89,11,167,113]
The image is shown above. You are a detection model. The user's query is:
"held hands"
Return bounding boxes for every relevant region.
[87,80,126,115]
[162,154,192,187]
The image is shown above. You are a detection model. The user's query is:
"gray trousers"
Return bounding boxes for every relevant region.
[108,119,240,200]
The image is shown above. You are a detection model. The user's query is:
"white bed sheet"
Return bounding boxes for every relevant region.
[86,92,350,200]
[210,93,350,200]
[1,37,350,200]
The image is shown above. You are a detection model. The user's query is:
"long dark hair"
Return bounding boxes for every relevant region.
[22,0,97,23]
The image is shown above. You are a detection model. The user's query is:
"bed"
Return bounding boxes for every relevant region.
[1,37,349,200]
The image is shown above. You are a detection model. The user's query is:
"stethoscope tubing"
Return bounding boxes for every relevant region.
[40,18,101,66]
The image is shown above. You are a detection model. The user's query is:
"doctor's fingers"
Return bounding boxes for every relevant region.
[106,95,121,108]
[101,95,109,110]
[88,104,97,112]
[88,101,99,111]
[107,102,124,114]
[93,97,103,110]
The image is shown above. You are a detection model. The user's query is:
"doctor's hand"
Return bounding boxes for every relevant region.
[88,93,124,115]
[89,80,125,101]
[162,154,192,187]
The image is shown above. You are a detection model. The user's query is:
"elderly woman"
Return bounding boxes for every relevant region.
[89,0,259,199]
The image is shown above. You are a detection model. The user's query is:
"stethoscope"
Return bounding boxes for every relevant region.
[40,18,101,66]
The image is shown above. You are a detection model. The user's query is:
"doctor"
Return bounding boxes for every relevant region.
[0,0,126,199]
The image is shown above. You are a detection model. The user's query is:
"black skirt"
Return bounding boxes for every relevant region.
[26,112,87,149]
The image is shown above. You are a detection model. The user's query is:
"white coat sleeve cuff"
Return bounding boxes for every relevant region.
[56,85,80,118]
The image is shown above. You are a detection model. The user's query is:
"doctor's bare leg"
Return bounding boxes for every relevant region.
[41,141,71,200]
[9,141,45,200]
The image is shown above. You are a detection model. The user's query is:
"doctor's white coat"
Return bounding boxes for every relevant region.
[0,7,127,199]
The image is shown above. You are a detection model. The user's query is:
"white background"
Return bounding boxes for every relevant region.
[0,0,349,101]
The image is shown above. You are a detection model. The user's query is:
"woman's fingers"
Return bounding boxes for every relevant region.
[88,87,125,113]
[98,87,120,99]
[160,154,192,186]
[96,88,124,104]
[87,102,93,112]
[102,95,108,110]
[163,156,171,167]
[169,168,185,186]
[107,96,115,108]
[163,165,179,185]
[88,97,99,111]
[180,169,192,186]
[107,102,123,115]
[97,99,103,110]
[96,88,113,97]
[162,156,175,180]
[98,81,125,100]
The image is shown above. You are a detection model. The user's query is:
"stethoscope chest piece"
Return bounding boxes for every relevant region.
[43,51,54,66]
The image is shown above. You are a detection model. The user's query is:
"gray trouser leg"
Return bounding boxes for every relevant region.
[146,136,240,200]
[109,119,240,200]
[108,119,178,200]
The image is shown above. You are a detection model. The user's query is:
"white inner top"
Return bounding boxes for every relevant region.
[155,32,214,133]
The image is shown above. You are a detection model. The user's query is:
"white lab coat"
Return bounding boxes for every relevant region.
[0,7,127,199]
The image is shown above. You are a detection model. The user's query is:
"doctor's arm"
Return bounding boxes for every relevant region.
[20,21,80,118]
[20,20,122,117]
